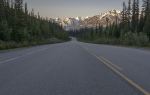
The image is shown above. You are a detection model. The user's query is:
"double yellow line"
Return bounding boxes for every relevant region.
[100,56,122,71]
[81,46,150,95]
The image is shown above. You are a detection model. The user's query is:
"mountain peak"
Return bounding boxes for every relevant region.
[52,9,121,31]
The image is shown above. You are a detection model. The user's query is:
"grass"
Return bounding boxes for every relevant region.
[78,38,150,49]
[0,37,70,50]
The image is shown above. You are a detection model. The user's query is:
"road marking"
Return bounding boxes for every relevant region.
[0,47,50,64]
[0,57,19,64]
[100,56,122,71]
[80,46,150,95]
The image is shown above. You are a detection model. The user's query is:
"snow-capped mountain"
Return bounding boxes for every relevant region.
[52,17,85,31]
[81,10,121,28]
[51,9,121,31]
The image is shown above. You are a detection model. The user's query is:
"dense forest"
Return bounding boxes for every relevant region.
[0,0,69,49]
[76,0,150,47]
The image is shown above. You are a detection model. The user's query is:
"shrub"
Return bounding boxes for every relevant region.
[122,32,149,46]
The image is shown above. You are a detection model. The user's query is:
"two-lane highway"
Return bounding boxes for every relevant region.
[0,39,149,95]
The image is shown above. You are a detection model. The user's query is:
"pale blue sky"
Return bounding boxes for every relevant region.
[24,0,141,18]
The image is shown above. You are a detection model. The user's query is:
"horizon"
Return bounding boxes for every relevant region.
[53,9,121,19]
[24,0,132,18]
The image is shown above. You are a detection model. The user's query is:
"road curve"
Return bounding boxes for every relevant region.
[0,39,149,95]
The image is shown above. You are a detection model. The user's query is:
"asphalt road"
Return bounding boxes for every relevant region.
[0,39,150,95]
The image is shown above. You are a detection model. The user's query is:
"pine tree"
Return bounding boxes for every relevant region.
[132,0,136,32]
[127,0,132,30]
[5,0,10,8]
[0,0,68,49]
[98,23,102,37]
[15,0,25,27]
[121,2,128,33]
[131,0,139,32]
[143,0,150,18]
[122,2,127,25]
[136,0,140,31]
[15,0,23,11]
[0,20,11,41]
[0,0,5,21]
[106,17,109,27]
[24,2,28,15]
[143,15,150,41]
[5,0,11,20]
[143,0,150,41]
[10,0,13,8]
[138,8,145,32]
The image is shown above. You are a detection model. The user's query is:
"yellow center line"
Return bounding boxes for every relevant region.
[80,45,150,95]
[100,56,122,71]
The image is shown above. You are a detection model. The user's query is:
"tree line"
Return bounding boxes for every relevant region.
[0,0,69,49]
[76,0,150,46]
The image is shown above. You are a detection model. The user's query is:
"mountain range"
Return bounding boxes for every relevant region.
[50,9,121,31]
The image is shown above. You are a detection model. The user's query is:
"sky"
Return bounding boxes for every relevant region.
[24,0,137,18]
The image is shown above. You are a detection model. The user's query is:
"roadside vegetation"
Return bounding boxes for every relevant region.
[75,0,150,47]
[0,0,69,50]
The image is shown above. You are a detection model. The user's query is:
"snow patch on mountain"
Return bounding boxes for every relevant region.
[50,9,121,31]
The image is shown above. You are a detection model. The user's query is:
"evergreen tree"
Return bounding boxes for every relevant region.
[0,0,5,21]
[24,2,27,14]
[121,2,129,33]
[76,0,149,46]
[143,0,150,20]
[15,0,23,11]
[0,20,12,41]
[143,14,150,41]
[132,0,139,32]
[10,0,13,8]
[0,0,69,49]
[122,2,127,25]
[143,0,150,41]
[136,0,140,32]
[138,9,145,32]
[127,0,132,30]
